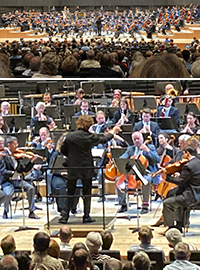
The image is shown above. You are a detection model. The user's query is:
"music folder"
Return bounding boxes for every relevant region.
[114,158,148,185]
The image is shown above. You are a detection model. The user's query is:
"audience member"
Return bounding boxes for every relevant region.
[59,225,73,251]
[100,230,114,250]
[0,255,18,270]
[0,235,16,255]
[163,242,200,270]
[30,232,64,270]
[123,251,151,270]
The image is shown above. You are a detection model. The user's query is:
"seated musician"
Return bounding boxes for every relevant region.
[74,99,95,117]
[112,97,135,125]
[117,131,160,214]
[0,116,9,133]
[30,101,52,137]
[133,108,160,147]
[48,133,80,214]
[181,112,200,134]
[0,136,39,219]
[157,133,177,162]
[162,146,200,233]
[109,89,121,107]
[43,92,53,107]
[0,101,10,116]
[71,88,85,105]
[157,95,181,129]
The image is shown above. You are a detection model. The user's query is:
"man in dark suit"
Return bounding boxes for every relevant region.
[118,131,160,214]
[0,136,39,219]
[90,111,108,134]
[157,95,181,128]
[163,146,200,231]
[133,108,160,147]
[60,115,120,224]
[74,99,95,117]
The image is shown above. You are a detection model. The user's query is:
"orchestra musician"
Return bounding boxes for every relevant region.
[59,115,120,224]
[112,97,135,125]
[162,146,200,232]
[117,131,160,214]
[96,15,102,36]
[110,89,122,107]
[30,101,53,137]
[0,136,39,219]
[181,112,200,134]
[0,101,10,116]
[133,108,160,147]
[74,99,95,117]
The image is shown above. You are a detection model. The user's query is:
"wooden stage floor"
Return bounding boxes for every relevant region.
[0,194,200,260]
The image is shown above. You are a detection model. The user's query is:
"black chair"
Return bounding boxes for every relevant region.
[59,250,72,261]
[10,58,22,71]
[169,250,200,261]
[79,68,92,78]
[127,250,164,270]
[99,250,121,260]
[183,203,200,236]
[92,261,103,270]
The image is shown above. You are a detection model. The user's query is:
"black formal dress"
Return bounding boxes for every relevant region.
[112,109,135,125]
[60,129,113,220]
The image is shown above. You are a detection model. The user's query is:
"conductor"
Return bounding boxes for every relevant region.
[60,115,120,224]
[96,15,102,36]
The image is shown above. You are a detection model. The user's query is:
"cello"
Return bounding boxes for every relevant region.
[116,136,152,191]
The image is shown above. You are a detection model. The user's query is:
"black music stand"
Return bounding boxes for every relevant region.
[63,104,80,125]
[14,158,39,232]
[33,120,48,135]
[36,81,58,94]
[45,105,58,119]
[152,117,178,131]
[2,132,29,147]
[3,115,26,132]
[133,96,157,111]
[114,158,147,224]
[80,81,105,95]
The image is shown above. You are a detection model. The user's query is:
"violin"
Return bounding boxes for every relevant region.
[13,149,46,161]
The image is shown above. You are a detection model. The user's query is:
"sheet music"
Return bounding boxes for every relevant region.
[91,148,105,158]
[132,165,148,185]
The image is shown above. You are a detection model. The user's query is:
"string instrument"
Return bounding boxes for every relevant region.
[159,135,175,167]
[161,96,169,117]
[151,158,188,198]
[116,136,152,191]
[13,149,46,161]
[187,10,191,23]
[104,152,121,181]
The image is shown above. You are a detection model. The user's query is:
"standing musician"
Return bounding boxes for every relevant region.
[60,115,120,224]
[96,15,102,36]
[0,136,39,219]
[162,146,200,232]
[117,131,160,214]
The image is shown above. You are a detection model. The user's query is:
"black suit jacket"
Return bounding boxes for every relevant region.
[0,153,34,185]
[133,121,160,146]
[167,157,200,204]
[74,111,95,117]
[157,106,181,126]
[112,109,135,125]
[61,129,113,180]
[92,123,108,133]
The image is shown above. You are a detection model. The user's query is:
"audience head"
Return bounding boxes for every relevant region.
[86,232,103,253]
[62,55,77,73]
[0,255,18,270]
[73,249,90,270]
[40,52,59,76]
[132,251,151,270]
[138,226,153,244]
[47,239,60,259]
[59,225,73,243]
[100,230,113,250]
[86,50,95,60]
[165,228,182,248]
[33,232,50,252]
[14,251,31,270]
[131,53,190,78]
[29,56,40,72]
[0,235,16,255]
[174,242,191,260]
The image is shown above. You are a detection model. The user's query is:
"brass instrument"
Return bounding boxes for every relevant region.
[166,88,179,98]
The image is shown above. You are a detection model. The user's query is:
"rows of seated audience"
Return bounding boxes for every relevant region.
[0,225,199,270]
[1,36,200,78]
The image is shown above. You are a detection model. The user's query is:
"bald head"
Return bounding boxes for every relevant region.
[132,131,144,147]
[165,84,174,94]
[59,225,73,243]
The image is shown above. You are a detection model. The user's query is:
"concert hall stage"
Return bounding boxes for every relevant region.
[47,215,116,237]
